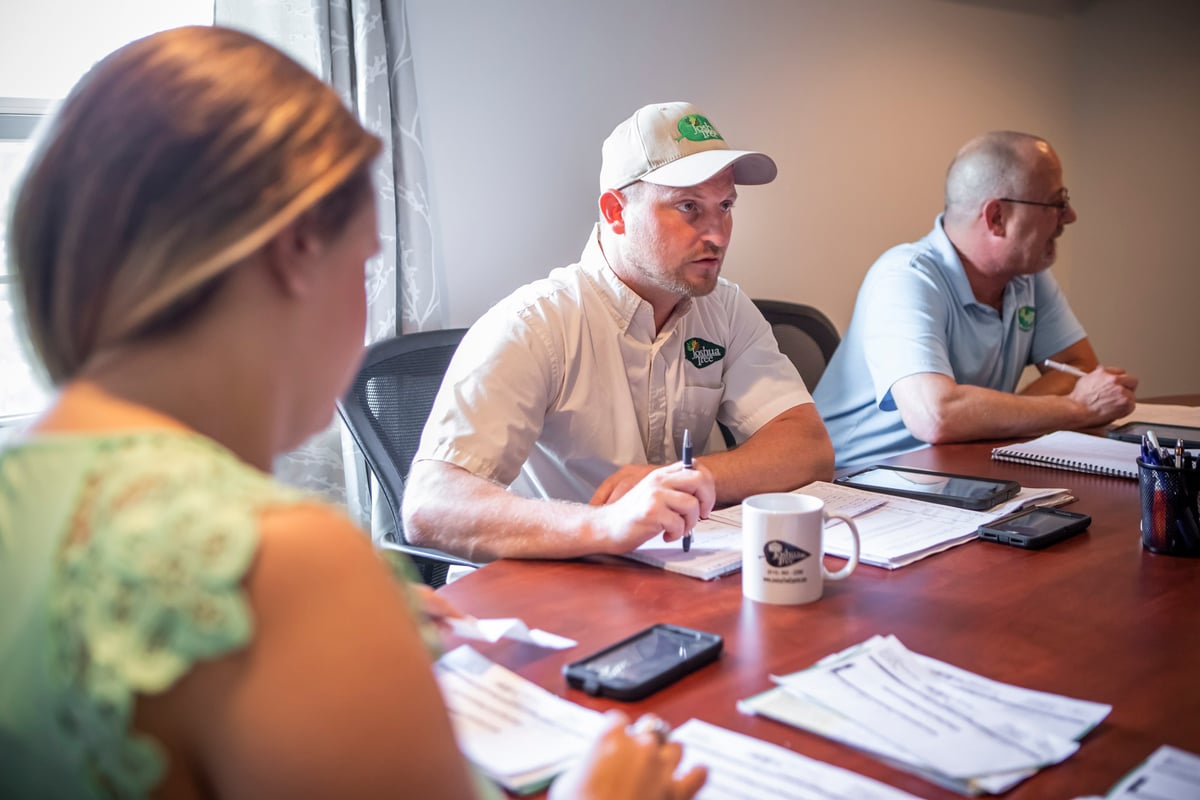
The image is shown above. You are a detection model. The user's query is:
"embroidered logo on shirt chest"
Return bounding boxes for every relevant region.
[1017,306,1036,331]
[685,337,726,368]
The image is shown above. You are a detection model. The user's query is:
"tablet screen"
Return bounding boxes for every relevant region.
[1110,422,1200,448]
[841,467,1007,501]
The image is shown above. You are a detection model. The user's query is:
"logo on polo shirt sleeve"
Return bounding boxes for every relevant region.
[1017,306,1036,331]
[685,337,726,368]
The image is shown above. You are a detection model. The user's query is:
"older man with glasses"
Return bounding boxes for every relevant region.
[814,130,1138,468]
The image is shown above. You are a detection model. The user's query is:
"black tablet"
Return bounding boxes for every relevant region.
[1107,421,1200,450]
[835,465,1020,510]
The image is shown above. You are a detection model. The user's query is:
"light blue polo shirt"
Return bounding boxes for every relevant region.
[814,215,1086,467]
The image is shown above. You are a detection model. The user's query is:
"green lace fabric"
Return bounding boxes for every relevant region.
[0,431,305,799]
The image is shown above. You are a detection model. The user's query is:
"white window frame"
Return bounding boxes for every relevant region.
[1,98,54,435]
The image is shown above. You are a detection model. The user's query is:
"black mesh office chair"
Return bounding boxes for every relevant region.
[718,300,841,449]
[337,329,479,587]
[752,299,841,389]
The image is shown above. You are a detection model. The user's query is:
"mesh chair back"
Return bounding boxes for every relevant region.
[337,329,476,586]
[752,299,841,390]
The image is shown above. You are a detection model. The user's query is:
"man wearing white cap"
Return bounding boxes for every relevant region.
[404,102,834,562]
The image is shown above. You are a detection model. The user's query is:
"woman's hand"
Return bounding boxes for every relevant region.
[549,711,707,800]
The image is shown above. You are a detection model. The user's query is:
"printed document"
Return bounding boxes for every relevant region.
[672,719,923,800]
[1085,744,1200,800]
[622,482,1072,575]
[739,635,1110,795]
[434,645,606,794]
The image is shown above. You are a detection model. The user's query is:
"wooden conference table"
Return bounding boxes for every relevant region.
[440,426,1200,799]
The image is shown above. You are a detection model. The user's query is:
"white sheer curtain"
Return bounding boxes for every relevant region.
[215,0,445,536]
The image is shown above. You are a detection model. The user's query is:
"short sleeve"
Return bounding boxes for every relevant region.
[49,435,301,798]
[1029,270,1086,362]
[416,297,560,487]
[859,257,956,410]
[717,287,814,439]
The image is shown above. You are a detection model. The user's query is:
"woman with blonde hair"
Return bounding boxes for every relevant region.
[0,26,705,800]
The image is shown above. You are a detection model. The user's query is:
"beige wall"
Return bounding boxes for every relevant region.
[407,0,1199,396]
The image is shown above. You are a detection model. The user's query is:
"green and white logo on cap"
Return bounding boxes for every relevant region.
[675,114,724,144]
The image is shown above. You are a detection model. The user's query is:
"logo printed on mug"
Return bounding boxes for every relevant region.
[742,492,861,605]
[764,540,811,568]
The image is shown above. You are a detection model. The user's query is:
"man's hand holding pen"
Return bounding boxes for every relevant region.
[1065,366,1138,424]
[588,458,715,554]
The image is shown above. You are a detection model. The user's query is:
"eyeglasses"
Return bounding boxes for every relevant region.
[998,190,1071,212]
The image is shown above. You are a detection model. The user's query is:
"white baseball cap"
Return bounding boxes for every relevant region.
[599,101,777,191]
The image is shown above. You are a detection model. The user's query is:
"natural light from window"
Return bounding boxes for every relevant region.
[1,1,213,422]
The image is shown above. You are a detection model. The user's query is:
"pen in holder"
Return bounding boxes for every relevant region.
[1136,457,1200,557]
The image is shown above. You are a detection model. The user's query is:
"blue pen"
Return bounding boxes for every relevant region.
[682,428,694,552]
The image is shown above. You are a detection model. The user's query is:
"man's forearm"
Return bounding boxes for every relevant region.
[901,383,1102,444]
[402,461,605,562]
[696,404,834,505]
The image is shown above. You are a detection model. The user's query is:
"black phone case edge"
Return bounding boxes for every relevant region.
[978,508,1091,549]
[562,623,723,701]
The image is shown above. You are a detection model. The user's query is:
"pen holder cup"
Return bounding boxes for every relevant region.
[1137,458,1200,557]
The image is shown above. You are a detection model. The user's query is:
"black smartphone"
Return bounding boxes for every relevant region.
[1107,421,1200,450]
[835,465,1020,510]
[563,623,723,701]
[977,507,1091,549]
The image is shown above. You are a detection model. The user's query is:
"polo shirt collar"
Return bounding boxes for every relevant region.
[929,214,982,311]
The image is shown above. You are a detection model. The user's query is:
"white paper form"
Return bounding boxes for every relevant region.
[706,488,888,528]
[1096,745,1200,799]
[626,483,1071,576]
[672,719,924,800]
[434,645,606,794]
[799,483,1073,568]
[767,636,1087,780]
[447,616,577,649]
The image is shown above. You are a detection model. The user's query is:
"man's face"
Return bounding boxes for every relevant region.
[1003,147,1078,275]
[613,168,737,304]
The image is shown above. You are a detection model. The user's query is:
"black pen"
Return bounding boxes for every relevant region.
[682,428,694,552]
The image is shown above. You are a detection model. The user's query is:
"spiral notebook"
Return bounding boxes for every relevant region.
[991,430,1140,479]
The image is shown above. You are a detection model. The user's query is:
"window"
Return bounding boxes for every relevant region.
[0,1,214,422]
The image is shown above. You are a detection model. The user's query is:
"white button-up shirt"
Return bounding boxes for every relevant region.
[416,226,813,503]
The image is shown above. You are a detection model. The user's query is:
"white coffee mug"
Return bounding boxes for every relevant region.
[741,493,861,605]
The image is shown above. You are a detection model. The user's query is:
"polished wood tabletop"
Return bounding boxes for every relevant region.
[440,432,1200,799]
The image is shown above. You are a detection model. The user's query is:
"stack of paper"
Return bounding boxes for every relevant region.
[739,635,1111,795]
[434,645,607,794]
[622,481,1075,576]
[1081,744,1200,799]
[806,482,1076,568]
[671,719,925,799]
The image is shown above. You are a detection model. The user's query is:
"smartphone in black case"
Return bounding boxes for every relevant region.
[563,624,723,701]
[978,507,1092,549]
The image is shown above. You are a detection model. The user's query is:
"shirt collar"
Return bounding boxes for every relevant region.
[929,214,985,310]
[577,224,694,336]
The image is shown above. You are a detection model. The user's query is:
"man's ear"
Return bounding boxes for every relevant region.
[598,189,627,234]
[982,199,1007,237]
[263,211,323,296]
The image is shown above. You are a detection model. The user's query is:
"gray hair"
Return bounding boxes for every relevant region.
[944,131,1046,224]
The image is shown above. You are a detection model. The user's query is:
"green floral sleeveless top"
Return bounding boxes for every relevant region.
[0,431,331,797]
